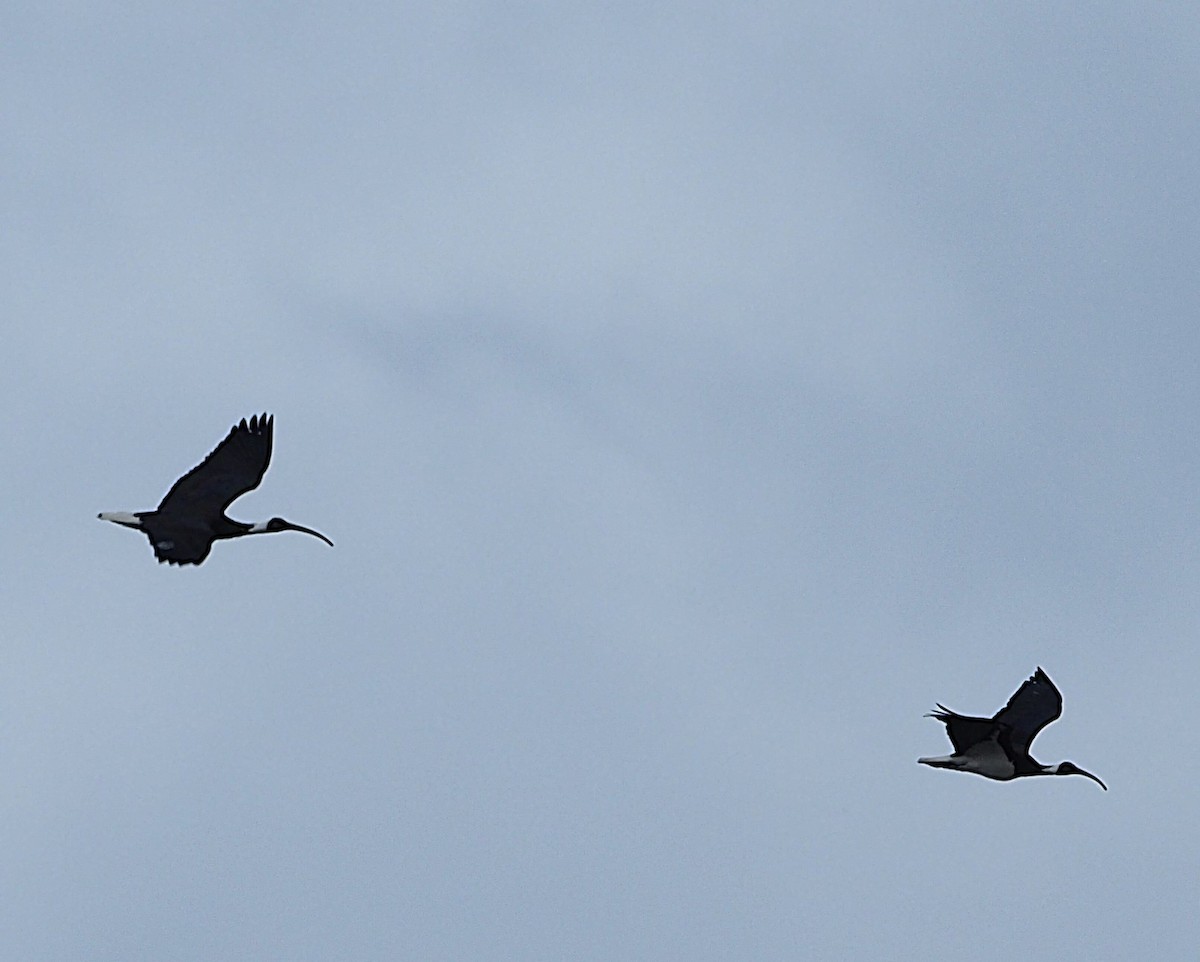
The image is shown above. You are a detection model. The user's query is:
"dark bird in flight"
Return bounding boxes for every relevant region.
[99,414,333,566]
[918,668,1107,789]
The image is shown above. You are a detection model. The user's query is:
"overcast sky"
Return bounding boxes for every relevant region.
[2,3,1198,960]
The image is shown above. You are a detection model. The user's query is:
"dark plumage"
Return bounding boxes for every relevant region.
[99,414,333,566]
[919,668,1107,789]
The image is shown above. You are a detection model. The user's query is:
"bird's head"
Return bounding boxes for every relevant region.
[1054,761,1108,790]
[263,517,334,546]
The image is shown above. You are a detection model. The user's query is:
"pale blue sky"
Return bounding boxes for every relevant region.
[2,4,1198,959]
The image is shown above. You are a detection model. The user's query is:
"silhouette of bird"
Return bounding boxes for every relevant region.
[919,668,1106,789]
[99,414,333,566]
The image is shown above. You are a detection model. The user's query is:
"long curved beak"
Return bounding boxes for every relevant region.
[1076,767,1108,791]
[283,522,334,546]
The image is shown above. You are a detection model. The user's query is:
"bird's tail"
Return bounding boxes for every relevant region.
[917,754,963,770]
[98,512,144,529]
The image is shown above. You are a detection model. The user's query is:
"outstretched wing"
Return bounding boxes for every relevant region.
[928,705,998,753]
[156,414,273,518]
[993,667,1062,756]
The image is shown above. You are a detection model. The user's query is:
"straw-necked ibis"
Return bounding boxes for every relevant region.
[99,414,333,566]
[918,668,1107,789]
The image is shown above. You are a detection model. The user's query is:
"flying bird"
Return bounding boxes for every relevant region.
[918,668,1107,789]
[99,414,333,566]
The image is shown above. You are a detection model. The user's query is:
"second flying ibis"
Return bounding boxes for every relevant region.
[918,668,1107,790]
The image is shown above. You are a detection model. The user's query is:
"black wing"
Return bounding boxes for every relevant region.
[928,705,998,753]
[993,667,1062,757]
[156,414,273,518]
